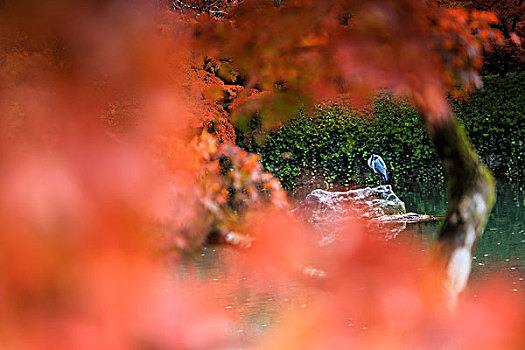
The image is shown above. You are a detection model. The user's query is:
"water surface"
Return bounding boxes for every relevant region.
[397,181,524,290]
[175,181,525,345]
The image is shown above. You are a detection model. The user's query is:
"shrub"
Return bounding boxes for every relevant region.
[249,73,524,192]
[453,73,525,179]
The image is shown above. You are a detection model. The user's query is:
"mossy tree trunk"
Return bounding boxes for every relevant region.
[421,111,496,305]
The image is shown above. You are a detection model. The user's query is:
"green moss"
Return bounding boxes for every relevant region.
[429,117,496,244]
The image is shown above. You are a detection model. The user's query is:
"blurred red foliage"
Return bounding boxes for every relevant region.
[153,130,288,252]
[0,0,522,349]
[467,0,524,75]
[433,0,524,75]
[0,1,233,348]
[195,0,503,121]
[239,213,525,349]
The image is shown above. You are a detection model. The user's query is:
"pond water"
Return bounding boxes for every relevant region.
[397,181,525,286]
[175,181,525,346]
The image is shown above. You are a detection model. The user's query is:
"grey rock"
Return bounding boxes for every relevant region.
[295,185,405,218]
[294,185,436,241]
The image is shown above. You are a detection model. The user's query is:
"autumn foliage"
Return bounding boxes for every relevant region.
[466,0,524,75]
[0,0,523,349]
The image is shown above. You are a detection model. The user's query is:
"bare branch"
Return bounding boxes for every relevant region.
[470,0,498,10]
[171,0,240,18]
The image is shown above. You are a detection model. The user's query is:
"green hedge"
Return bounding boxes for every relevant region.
[238,73,525,192]
[453,73,524,179]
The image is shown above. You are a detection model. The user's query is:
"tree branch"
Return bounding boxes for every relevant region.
[420,108,496,307]
[470,0,498,10]
[171,0,239,18]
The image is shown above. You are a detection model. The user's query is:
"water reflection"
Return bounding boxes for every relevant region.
[396,181,525,292]
[174,181,524,345]
[174,246,311,345]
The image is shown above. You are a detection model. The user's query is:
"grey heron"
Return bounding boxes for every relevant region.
[368,154,389,185]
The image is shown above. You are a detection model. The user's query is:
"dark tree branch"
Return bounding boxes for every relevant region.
[470,0,499,10]
[171,0,240,18]
[419,107,496,306]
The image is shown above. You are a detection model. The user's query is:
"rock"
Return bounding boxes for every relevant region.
[293,185,436,240]
[295,185,405,219]
[371,212,436,224]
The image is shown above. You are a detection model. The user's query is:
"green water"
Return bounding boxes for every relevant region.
[182,180,524,297]
[182,180,525,290]
[175,246,312,342]
[397,181,525,291]
[176,181,524,345]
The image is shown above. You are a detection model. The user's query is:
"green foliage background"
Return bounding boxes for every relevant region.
[237,73,524,194]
